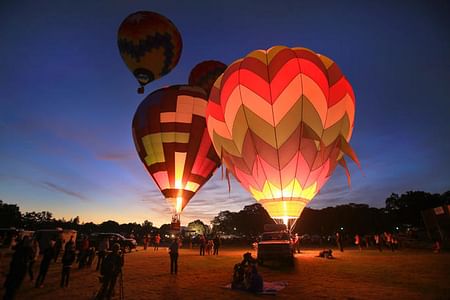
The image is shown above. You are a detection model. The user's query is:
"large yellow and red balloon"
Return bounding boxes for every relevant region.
[133,85,220,214]
[118,11,182,93]
[206,46,359,229]
[188,60,227,95]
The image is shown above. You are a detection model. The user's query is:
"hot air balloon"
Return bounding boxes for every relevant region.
[132,85,220,227]
[206,46,359,230]
[118,11,182,94]
[188,60,227,95]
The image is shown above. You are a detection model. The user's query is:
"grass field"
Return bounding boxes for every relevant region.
[1,246,449,299]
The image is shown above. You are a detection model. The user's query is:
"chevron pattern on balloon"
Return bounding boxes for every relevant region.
[206,46,359,224]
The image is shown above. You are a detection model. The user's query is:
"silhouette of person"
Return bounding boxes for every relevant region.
[169,238,180,274]
[35,240,55,288]
[3,236,33,300]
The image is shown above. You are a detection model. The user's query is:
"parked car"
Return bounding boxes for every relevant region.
[89,233,137,252]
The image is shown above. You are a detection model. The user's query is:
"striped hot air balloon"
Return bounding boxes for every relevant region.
[132,85,220,224]
[206,46,359,229]
[118,11,182,93]
[188,60,227,95]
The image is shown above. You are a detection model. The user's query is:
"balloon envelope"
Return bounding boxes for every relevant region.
[188,60,227,95]
[206,46,359,228]
[118,11,182,88]
[133,85,220,213]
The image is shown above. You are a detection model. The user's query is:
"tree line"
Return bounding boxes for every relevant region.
[1,190,448,238]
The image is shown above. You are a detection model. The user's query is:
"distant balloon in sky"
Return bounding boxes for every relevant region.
[188,60,227,95]
[132,85,220,221]
[118,11,182,94]
[206,46,359,230]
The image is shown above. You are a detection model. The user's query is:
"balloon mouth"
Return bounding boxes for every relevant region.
[273,216,298,231]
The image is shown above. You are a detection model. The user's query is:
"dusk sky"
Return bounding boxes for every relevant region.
[1,1,449,226]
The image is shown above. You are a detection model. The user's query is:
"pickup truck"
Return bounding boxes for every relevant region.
[257,227,294,266]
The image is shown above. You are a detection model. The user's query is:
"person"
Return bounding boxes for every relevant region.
[318,249,334,259]
[35,240,55,288]
[169,238,179,275]
[244,265,263,293]
[354,234,362,251]
[206,239,213,255]
[65,236,75,251]
[87,246,96,267]
[433,239,441,253]
[154,234,160,251]
[97,243,124,300]
[293,233,301,254]
[365,235,370,248]
[199,235,206,256]
[374,234,382,252]
[28,237,40,281]
[54,235,63,263]
[213,236,221,255]
[3,236,33,300]
[96,236,109,271]
[78,236,90,268]
[335,232,343,252]
[60,242,76,288]
[232,252,257,290]
[143,235,149,251]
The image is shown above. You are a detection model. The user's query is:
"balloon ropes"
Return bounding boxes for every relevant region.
[206,46,359,230]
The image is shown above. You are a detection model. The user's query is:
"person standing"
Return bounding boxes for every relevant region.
[169,238,179,275]
[213,236,221,255]
[54,235,63,263]
[154,234,161,251]
[96,236,109,271]
[60,243,76,288]
[3,236,33,300]
[78,236,89,268]
[355,234,362,251]
[35,240,55,288]
[374,234,382,252]
[96,243,124,300]
[293,234,301,254]
[335,232,344,252]
[28,237,40,281]
[143,235,149,251]
[199,235,206,256]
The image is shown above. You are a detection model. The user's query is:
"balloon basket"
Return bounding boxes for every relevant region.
[137,86,144,94]
[170,214,181,231]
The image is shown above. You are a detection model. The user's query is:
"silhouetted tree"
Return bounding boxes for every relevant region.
[187,219,209,235]
[99,220,120,233]
[0,200,21,228]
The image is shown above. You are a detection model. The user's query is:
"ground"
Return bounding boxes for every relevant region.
[1,246,449,299]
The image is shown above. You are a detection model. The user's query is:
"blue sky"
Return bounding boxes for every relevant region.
[0,0,449,226]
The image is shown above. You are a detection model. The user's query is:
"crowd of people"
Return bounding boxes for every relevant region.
[1,234,126,300]
[334,232,402,252]
[198,235,221,256]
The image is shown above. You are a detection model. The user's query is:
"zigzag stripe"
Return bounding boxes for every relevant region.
[206,46,358,217]
[118,32,179,75]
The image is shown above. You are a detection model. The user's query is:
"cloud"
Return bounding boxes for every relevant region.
[41,181,90,202]
[96,152,135,161]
